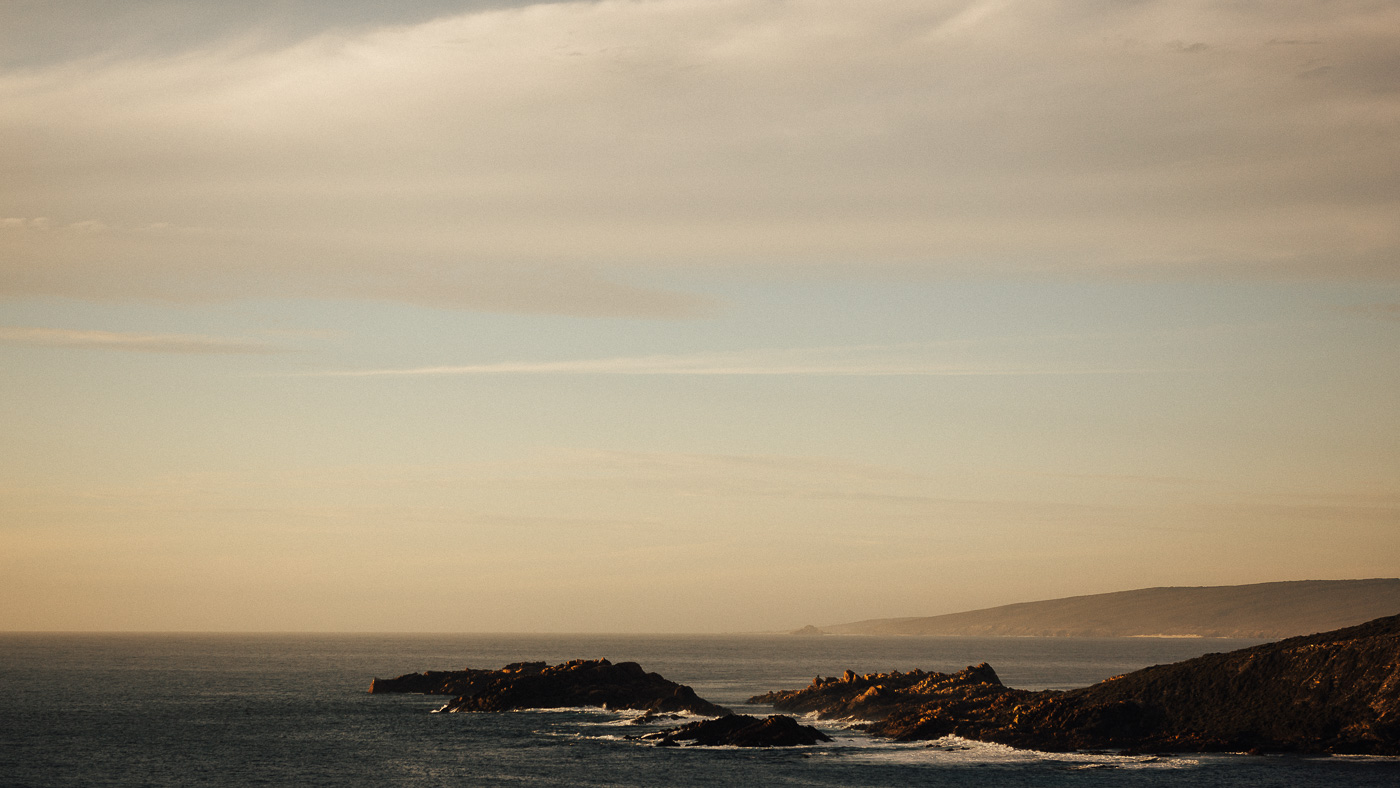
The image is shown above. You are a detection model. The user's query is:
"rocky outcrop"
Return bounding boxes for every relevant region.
[636,714,832,747]
[750,664,1007,722]
[370,661,546,696]
[748,614,1400,755]
[371,658,729,717]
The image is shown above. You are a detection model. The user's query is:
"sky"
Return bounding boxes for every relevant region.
[2,0,1398,633]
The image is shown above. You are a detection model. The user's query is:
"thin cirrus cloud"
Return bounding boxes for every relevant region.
[309,345,1156,377]
[1347,303,1400,321]
[0,326,281,354]
[2,0,1398,316]
[0,219,712,318]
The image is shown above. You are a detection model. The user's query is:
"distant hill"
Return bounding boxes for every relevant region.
[816,579,1400,639]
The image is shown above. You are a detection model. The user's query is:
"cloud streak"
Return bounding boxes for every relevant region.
[2,0,1398,314]
[1346,302,1400,321]
[307,345,1159,377]
[0,327,281,354]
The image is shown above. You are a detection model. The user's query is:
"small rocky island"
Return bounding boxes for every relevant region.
[749,613,1400,755]
[371,658,729,716]
[370,658,831,746]
[636,714,832,747]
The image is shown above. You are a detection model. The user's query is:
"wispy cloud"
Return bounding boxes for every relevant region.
[2,0,1397,314]
[0,326,280,354]
[1344,302,1400,321]
[306,344,1156,377]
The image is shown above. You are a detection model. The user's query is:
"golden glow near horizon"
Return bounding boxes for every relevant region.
[2,0,1397,632]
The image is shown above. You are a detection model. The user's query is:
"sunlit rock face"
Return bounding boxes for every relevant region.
[749,614,1400,755]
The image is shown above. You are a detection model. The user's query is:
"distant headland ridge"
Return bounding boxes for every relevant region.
[798,579,1400,639]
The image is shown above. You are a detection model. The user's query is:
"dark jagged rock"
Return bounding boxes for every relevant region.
[747,614,1400,755]
[371,658,729,716]
[369,661,548,696]
[628,710,684,725]
[636,714,832,747]
[750,664,1005,722]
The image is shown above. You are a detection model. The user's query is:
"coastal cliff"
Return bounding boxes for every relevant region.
[371,658,729,716]
[750,614,1400,754]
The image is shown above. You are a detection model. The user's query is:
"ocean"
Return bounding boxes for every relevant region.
[2,633,1396,787]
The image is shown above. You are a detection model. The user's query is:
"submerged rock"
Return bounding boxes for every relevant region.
[747,614,1400,755]
[370,658,729,717]
[638,714,832,747]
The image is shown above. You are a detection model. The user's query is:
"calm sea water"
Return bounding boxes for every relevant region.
[1,633,1396,787]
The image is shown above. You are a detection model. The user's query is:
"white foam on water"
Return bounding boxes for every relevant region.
[831,735,1200,769]
[434,705,629,715]
[575,728,1202,763]
[785,709,876,727]
[608,737,831,751]
[461,706,1210,768]
[596,709,713,727]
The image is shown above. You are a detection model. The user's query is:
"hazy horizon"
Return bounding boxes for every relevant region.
[4,577,1394,634]
[3,0,1398,633]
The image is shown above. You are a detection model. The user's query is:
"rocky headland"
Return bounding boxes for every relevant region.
[635,714,832,747]
[749,614,1400,755]
[371,658,729,716]
[821,579,1400,638]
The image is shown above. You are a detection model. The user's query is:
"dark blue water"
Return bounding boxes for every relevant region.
[1,634,1395,787]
